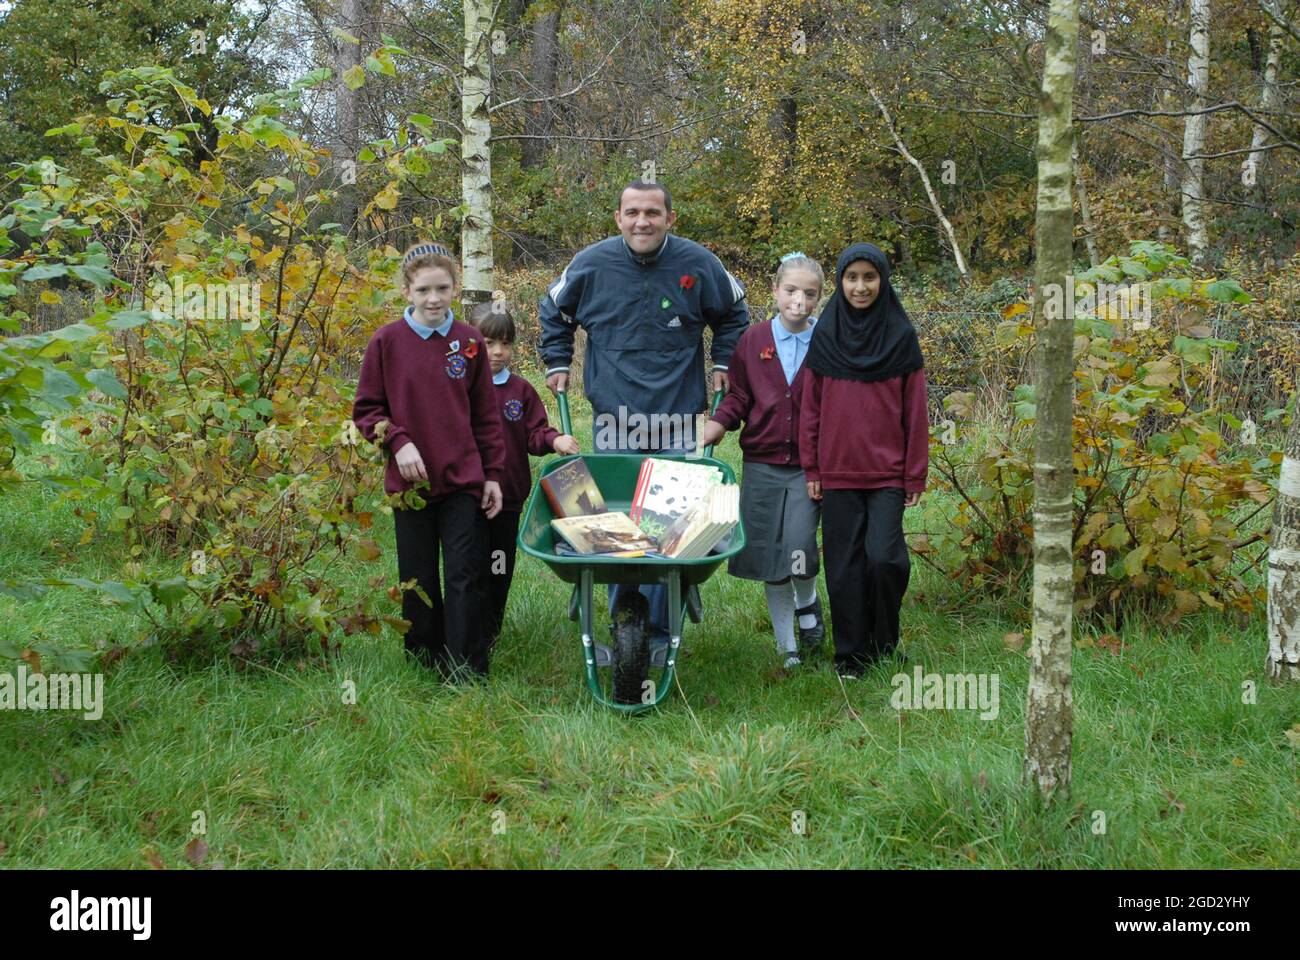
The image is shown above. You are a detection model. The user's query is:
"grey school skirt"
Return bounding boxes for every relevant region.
[729,460,821,582]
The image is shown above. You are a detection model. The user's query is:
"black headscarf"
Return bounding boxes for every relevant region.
[805,243,924,383]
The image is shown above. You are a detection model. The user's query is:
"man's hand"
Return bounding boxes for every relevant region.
[552,434,580,455]
[394,442,428,484]
[546,372,569,394]
[806,480,822,501]
[697,419,726,449]
[481,480,503,519]
[712,370,729,394]
[904,491,921,508]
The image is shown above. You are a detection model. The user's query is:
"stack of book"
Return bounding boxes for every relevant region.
[541,455,738,560]
[657,484,740,559]
[629,458,724,542]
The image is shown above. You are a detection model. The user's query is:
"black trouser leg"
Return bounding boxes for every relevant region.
[482,510,520,644]
[822,487,910,669]
[822,489,870,670]
[863,487,910,658]
[436,493,491,677]
[393,499,445,669]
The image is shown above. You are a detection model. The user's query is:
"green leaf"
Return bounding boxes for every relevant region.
[1123,543,1151,577]
[1204,279,1250,304]
[86,367,126,399]
[342,64,366,90]
[69,264,115,286]
[21,264,68,282]
[106,309,151,330]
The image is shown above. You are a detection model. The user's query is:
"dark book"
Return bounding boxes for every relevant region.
[539,458,607,518]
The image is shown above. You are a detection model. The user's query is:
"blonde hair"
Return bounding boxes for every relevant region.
[400,241,459,289]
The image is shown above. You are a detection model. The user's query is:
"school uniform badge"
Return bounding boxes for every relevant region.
[446,354,468,379]
[504,398,524,421]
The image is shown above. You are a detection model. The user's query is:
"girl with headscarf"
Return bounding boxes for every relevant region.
[799,243,928,678]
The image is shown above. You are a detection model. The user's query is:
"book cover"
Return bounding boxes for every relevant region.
[551,512,659,555]
[658,484,739,559]
[539,458,607,518]
[630,457,723,541]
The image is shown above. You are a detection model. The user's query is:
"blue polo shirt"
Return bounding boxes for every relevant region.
[404,306,454,339]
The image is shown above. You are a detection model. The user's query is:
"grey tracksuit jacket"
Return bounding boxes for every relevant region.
[538,234,750,420]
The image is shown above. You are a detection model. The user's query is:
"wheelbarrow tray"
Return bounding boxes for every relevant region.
[518,452,746,578]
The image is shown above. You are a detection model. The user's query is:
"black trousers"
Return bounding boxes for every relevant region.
[393,492,490,677]
[481,510,520,643]
[821,487,911,670]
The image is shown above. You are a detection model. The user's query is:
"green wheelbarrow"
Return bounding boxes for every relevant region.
[517,391,746,714]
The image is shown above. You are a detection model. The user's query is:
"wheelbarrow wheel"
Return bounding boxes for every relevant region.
[611,591,650,705]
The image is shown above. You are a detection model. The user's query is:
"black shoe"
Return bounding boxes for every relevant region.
[795,595,825,654]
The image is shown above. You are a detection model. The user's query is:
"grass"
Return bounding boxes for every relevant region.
[0,380,1297,869]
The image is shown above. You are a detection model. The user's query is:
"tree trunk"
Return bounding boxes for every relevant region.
[1245,1,1284,196]
[1180,0,1211,265]
[462,0,496,305]
[1158,2,1180,243]
[1267,405,1300,681]
[1024,0,1080,802]
[333,0,364,237]
[867,86,968,277]
[1073,140,1100,267]
[521,6,561,170]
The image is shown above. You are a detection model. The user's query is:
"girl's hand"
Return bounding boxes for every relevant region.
[481,480,503,519]
[697,420,726,448]
[904,491,921,508]
[552,434,580,456]
[394,442,428,484]
[806,480,822,501]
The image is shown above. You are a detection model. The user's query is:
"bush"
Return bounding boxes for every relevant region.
[924,241,1272,624]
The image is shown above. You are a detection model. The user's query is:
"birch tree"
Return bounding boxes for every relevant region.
[1024,0,1080,801]
[462,0,495,305]
[1244,0,1285,194]
[1267,410,1300,681]
[1180,0,1210,265]
[332,0,366,236]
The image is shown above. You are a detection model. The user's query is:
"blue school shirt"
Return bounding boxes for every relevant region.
[771,315,816,385]
[404,306,454,339]
[492,367,510,386]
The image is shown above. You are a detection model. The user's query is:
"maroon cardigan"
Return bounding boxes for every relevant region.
[709,320,808,467]
[352,317,507,498]
[799,367,930,494]
[493,371,561,513]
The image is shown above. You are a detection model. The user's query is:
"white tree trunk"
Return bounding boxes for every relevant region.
[1024,0,1080,801]
[1180,0,1211,265]
[1245,2,1284,191]
[867,87,969,277]
[333,0,363,235]
[461,0,495,305]
[1267,408,1300,681]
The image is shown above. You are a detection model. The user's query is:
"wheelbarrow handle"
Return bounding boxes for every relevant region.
[555,387,722,458]
[701,389,723,460]
[557,388,573,439]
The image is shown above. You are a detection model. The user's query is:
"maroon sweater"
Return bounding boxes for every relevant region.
[352,317,506,498]
[494,371,561,513]
[709,320,808,466]
[799,368,930,493]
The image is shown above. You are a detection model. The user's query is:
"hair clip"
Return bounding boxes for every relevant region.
[403,243,452,264]
[779,251,806,263]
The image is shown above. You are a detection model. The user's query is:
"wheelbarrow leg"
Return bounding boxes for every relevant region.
[578,568,603,701]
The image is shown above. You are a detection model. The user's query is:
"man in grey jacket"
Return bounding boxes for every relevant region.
[540,180,750,652]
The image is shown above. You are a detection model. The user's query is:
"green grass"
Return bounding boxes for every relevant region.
[0,383,1297,868]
